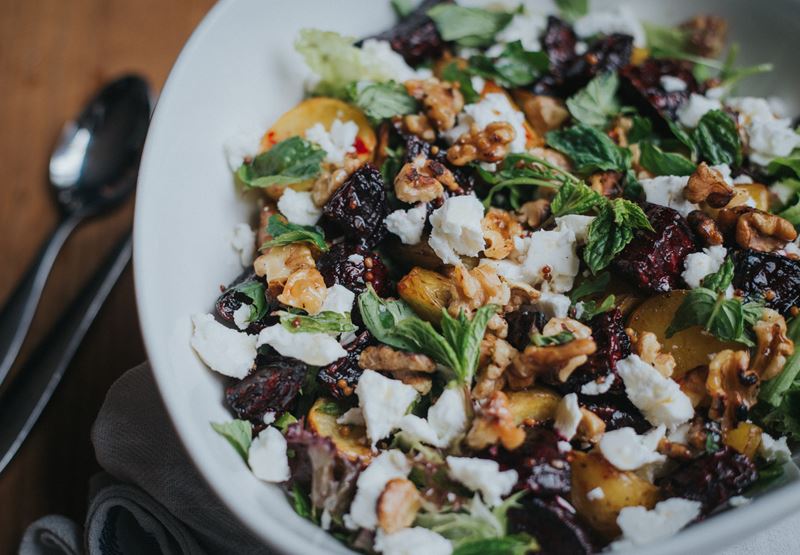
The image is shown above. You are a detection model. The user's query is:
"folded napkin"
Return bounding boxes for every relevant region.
[17,363,800,555]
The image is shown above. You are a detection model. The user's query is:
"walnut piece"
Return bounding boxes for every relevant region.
[717,206,798,252]
[751,309,794,381]
[311,154,364,207]
[706,350,757,430]
[391,371,433,395]
[517,199,551,229]
[448,264,511,316]
[406,78,464,131]
[677,365,710,408]
[687,210,724,246]
[515,93,569,136]
[474,334,518,399]
[482,208,523,260]
[257,203,279,247]
[685,162,734,208]
[399,113,437,142]
[589,171,624,198]
[358,345,436,373]
[680,14,728,57]
[447,122,516,166]
[394,153,460,203]
[466,391,525,450]
[277,267,328,314]
[254,243,315,293]
[633,331,676,377]
[377,478,422,534]
[576,408,606,444]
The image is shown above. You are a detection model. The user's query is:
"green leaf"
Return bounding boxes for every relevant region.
[453,535,539,555]
[530,331,575,347]
[228,280,269,325]
[261,215,328,251]
[570,272,611,303]
[381,144,407,184]
[667,120,698,156]
[628,115,654,144]
[759,317,800,407]
[348,81,418,123]
[665,287,759,346]
[394,317,462,376]
[274,412,298,432]
[643,22,690,53]
[582,199,652,274]
[546,124,629,174]
[291,484,313,519]
[237,137,324,188]
[427,5,513,47]
[357,285,420,351]
[577,294,616,322]
[555,0,588,21]
[701,257,734,293]
[693,109,743,167]
[778,197,800,226]
[442,62,480,104]
[639,142,696,176]
[439,305,499,383]
[480,153,575,209]
[566,72,620,127]
[768,150,800,178]
[550,179,605,217]
[211,420,252,461]
[278,310,356,334]
[391,0,415,18]
[468,41,549,88]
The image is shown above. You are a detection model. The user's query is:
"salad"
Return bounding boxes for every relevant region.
[190,1,800,553]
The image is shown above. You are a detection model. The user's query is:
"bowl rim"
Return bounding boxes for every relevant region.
[133,1,800,554]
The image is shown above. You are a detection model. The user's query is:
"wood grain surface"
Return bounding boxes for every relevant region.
[0,1,214,552]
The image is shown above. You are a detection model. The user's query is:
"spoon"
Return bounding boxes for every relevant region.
[0,75,152,387]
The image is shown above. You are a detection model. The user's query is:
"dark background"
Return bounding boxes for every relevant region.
[0,1,214,552]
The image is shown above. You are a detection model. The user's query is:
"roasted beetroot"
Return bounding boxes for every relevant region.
[368,0,446,65]
[226,357,307,422]
[322,165,388,248]
[508,496,595,555]
[317,330,374,399]
[732,249,800,316]
[575,309,631,385]
[505,304,547,351]
[620,58,700,119]
[658,447,758,515]
[613,203,698,292]
[542,16,577,74]
[561,34,634,95]
[580,395,650,434]
[492,428,572,497]
[316,243,392,298]
[215,271,277,334]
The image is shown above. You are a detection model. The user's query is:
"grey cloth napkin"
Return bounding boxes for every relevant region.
[17,362,800,555]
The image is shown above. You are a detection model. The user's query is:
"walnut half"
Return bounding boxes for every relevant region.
[751,309,794,382]
[447,122,516,166]
[687,210,724,246]
[394,153,460,203]
[706,349,757,430]
[482,208,523,260]
[685,162,734,208]
[717,206,798,252]
[405,78,464,132]
[466,391,525,451]
[358,345,436,373]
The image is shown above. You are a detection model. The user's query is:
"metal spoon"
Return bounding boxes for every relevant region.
[0,75,152,387]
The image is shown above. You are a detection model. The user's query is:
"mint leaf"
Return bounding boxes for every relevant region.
[769,150,800,179]
[357,285,420,351]
[583,199,652,273]
[442,62,480,104]
[555,0,588,21]
[570,272,611,302]
[667,119,698,156]
[278,310,356,334]
[644,22,691,53]
[550,179,605,217]
[577,294,616,321]
[468,41,549,88]
[693,109,742,167]
[274,412,298,432]
[701,257,734,293]
[262,214,328,251]
[480,153,574,209]
[349,81,417,123]
[439,305,498,383]
[546,124,629,174]
[453,535,539,555]
[237,136,324,188]
[427,5,513,47]
[665,287,761,347]
[639,142,696,176]
[229,280,268,325]
[291,484,313,519]
[566,72,620,127]
[779,197,800,226]
[530,331,575,347]
[628,115,655,144]
[211,420,252,461]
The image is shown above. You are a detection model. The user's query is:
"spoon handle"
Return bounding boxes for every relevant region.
[0,211,84,386]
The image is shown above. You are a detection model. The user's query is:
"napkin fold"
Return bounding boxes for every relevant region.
[17,363,800,555]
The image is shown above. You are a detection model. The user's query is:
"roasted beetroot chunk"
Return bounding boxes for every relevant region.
[226,357,307,422]
[732,249,800,316]
[368,0,446,65]
[215,271,278,334]
[613,203,698,292]
[316,243,392,298]
[505,304,547,351]
[580,395,650,434]
[572,309,631,386]
[620,58,700,119]
[322,165,388,248]
[560,34,634,95]
[317,330,373,399]
[492,428,572,497]
[658,447,758,515]
[508,496,595,555]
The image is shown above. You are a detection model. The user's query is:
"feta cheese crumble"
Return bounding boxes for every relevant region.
[257,324,347,366]
[554,393,582,441]
[232,304,252,330]
[346,450,411,530]
[320,284,355,315]
[428,195,486,265]
[386,204,428,245]
[375,527,453,555]
[522,226,580,293]
[305,118,359,164]
[613,498,701,549]
[533,291,572,319]
[356,370,419,447]
[277,189,322,226]
[677,93,722,128]
[360,39,428,83]
[230,223,256,267]
[446,456,518,507]
[660,76,688,92]
[488,10,547,55]
[759,432,791,463]
[616,355,694,427]
[248,426,290,482]
[725,96,800,166]
[190,314,256,379]
[574,7,646,47]
[640,175,697,217]
[587,487,606,501]
[555,214,595,245]
[444,93,527,154]
[581,374,615,395]
[400,387,468,448]
[599,426,667,471]
[681,245,727,289]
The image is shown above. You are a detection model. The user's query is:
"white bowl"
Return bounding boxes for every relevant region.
[134,0,800,553]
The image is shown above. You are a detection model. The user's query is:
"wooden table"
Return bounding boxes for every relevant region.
[0,1,214,551]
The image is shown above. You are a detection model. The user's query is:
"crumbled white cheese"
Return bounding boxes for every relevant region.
[772,181,796,205]
[337,407,365,426]
[533,292,572,319]
[555,214,595,245]
[257,324,347,366]
[230,223,256,267]
[521,226,580,293]
[677,93,722,128]
[320,509,332,530]
[320,284,355,315]
[617,355,694,427]
[305,118,359,164]
[599,426,667,471]
[759,432,791,463]
[346,450,411,530]
[277,189,322,226]
[682,245,727,289]
[640,175,697,217]
[232,304,252,330]
[729,495,751,507]
[444,93,527,154]
[558,440,573,453]
[248,427,290,482]
[262,411,276,425]
[429,195,486,265]
[733,173,754,185]
[356,370,419,447]
[374,527,453,555]
[660,76,688,92]
[470,75,486,95]
[489,10,547,54]
[446,456,518,507]
[360,39,426,83]
[400,387,468,448]
[581,374,615,395]
[613,498,702,549]
[574,7,646,47]
[784,237,800,258]
[191,314,256,379]
[725,96,800,166]
[386,204,428,245]
[554,393,582,441]
[347,253,365,265]
[587,487,606,501]
[223,127,261,172]
[667,422,691,445]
